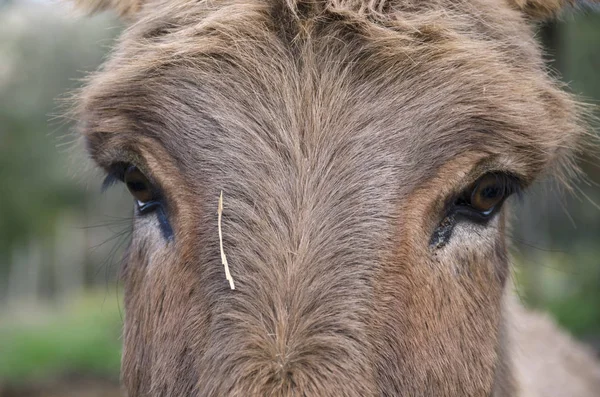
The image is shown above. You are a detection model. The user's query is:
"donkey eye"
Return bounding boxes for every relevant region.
[123,165,158,212]
[102,163,173,240]
[453,172,519,220]
[469,174,505,215]
[430,171,521,248]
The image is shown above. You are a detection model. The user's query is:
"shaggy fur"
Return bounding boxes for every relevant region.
[72,0,600,396]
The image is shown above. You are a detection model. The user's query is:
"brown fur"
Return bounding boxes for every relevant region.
[71,0,600,395]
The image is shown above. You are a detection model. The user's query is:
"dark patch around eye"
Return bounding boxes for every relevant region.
[429,214,456,250]
[156,206,174,241]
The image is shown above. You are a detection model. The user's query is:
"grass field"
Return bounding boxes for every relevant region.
[0,291,122,392]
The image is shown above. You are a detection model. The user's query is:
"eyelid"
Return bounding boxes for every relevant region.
[96,148,148,191]
[101,171,122,192]
[457,172,523,202]
[446,172,524,218]
[101,163,128,192]
[101,162,157,193]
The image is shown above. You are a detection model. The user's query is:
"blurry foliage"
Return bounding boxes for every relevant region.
[512,11,600,342]
[0,291,122,385]
[0,3,121,267]
[514,249,600,338]
[0,1,125,389]
[561,13,600,104]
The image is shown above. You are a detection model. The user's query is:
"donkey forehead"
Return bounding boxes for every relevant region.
[80,0,579,185]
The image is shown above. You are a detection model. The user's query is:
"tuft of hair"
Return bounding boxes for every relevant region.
[71,0,141,17]
[508,0,599,19]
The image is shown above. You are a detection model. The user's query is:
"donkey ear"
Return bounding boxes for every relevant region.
[72,0,142,17]
[508,0,599,19]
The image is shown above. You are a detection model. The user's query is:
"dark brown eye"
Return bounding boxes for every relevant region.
[124,166,154,204]
[431,172,520,247]
[469,174,506,215]
[102,163,172,239]
[453,172,519,220]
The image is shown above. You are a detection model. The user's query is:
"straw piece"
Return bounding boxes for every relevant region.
[218,191,235,290]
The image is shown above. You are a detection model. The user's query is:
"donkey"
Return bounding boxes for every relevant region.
[72,0,600,395]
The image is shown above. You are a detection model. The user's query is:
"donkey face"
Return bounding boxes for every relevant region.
[77,0,587,395]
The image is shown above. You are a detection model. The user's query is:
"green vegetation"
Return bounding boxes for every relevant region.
[0,292,122,386]
[516,248,600,338]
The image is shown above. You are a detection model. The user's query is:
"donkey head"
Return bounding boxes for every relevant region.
[75,0,591,395]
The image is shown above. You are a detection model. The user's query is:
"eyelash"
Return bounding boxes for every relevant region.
[101,168,125,192]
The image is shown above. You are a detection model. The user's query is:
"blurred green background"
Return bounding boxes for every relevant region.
[0,1,598,396]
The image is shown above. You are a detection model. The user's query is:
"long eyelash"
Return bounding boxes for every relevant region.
[494,172,525,199]
[101,173,120,192]
[101,164,127,192]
